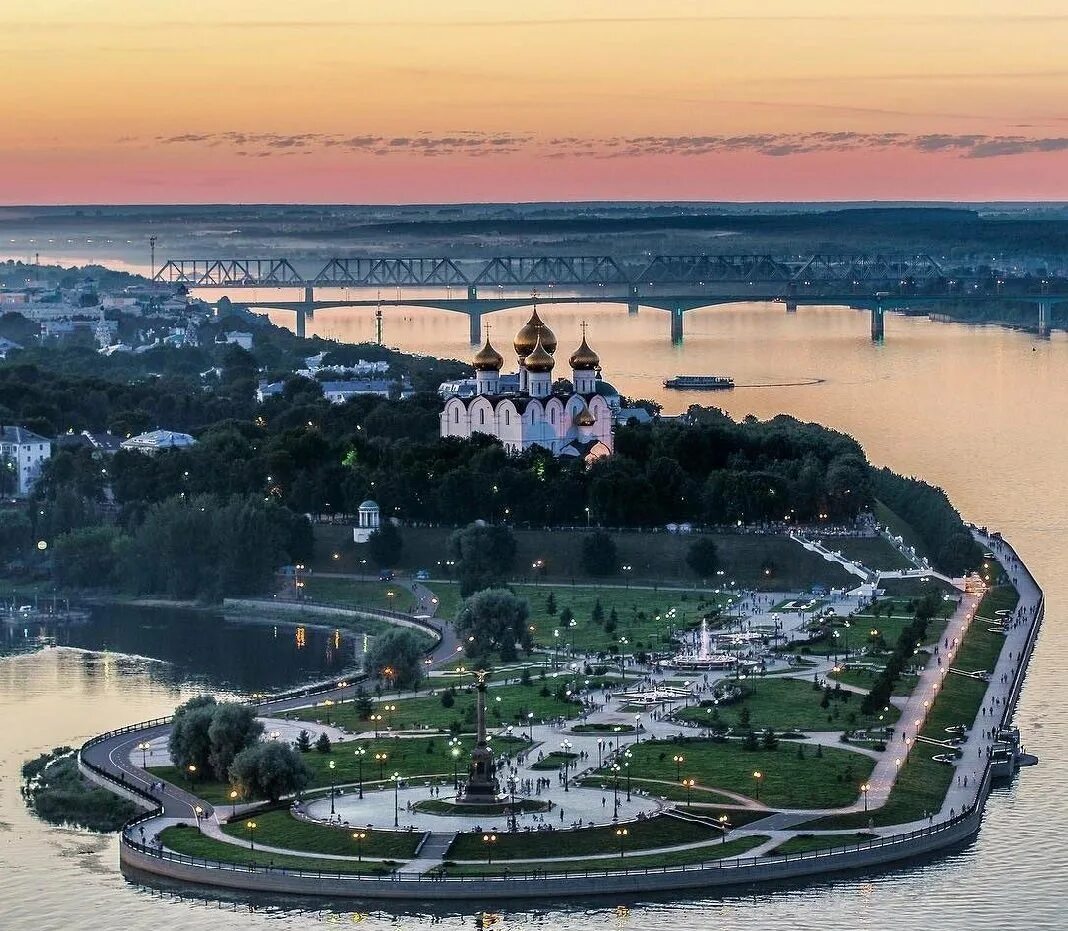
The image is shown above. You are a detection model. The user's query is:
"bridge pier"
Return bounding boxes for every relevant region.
[468,307,483,344]
[296,285,315,340]
[671,305,684,344]
[785,300,798,313]
[871,303,885,343]
[628,285,640,315]
[1038,299,1052,339]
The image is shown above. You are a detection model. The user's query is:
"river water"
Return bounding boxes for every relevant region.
[3,302,1066,929]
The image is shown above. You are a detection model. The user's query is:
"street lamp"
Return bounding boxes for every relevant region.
[682,777,696,809]
[615,826,629,858]
[393,771,401,827]
[633,713,641,744]
[624,752,632,801]
[383,703,397,731]
[246,819,257,851]
[753,770,763,801]
[353,830,367,861]
[611,763,621,819]
[370,713,383,737]
[355,747,366,799]
[717,814,731,843]
[622,564,632,588]
[229,789,239,817]
[619,637,629,684]
[329,759,336,815]
[449,737,462,789]
[861,782,870,812]
[187,763,197,788]
[194,805,203,827]
[482,832,497,864]
[560,739,573,791]
[137,741,151,768]
[673,754,685,782]
[527,711,535,743]
[375,752,389,781]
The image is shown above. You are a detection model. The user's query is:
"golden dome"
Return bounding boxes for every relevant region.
[513,307,557,358]
[574,404,596,427]
[524,334,555,373]
[473,338,504,371]
[568,335,600,370]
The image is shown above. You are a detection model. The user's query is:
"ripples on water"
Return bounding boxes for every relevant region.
[2,304,1066,929]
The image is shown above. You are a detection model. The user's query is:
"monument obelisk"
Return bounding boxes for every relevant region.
[461,670,500,802]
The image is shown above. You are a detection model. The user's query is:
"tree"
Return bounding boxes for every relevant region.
[315,732,332,753]
[367,520,403,567]
[50,526,124,588]
[455,588,532,661]
[591,598,605,625]
[229,742,311,803]
[686,537,720,578]
[448,523,517,597]
[761,728,779,751]
[168,696,218,774]
[354,686,373,718]
[545,592,557,616]
[581,530,618,577]
[206,703,263,781]
[295,729,312,753]
[366,628,426,690]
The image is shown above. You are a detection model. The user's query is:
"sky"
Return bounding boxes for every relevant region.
[3,0,1068,203]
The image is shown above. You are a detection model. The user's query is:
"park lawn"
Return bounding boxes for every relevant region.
[515,584,725,654]
[601,738,874,809]
[445,814,714,861]
[158,825,395,874]
[149,736,531,803]
[771,832,877,855]
[424,581,463,620]
[802,752,954,830]
[530,751,579,770]
[439,835,770,875]
[874,501,932,565]
[921,676,988,737]
[674,677,899,732]
[579,776,735,806]
[832,666,919,698]
[219,809,420,858]
[292,680,584,733]
[958,587,1018,671]
[821,537,914,572]
[300,578,417,614]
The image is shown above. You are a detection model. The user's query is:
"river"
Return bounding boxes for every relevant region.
[2,302,1065,929]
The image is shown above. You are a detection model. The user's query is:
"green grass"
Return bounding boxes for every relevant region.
[291,680,584,733]
[529,751,578,770]
[831,666,919,698]
[514,584,725,653]
[580,776,734,805]
[219,809,421,858]
[802,752,954,830]
[875,501,932,565]
[159,826,395,874]
[150,735,530,802]
[596,738,874,809]
[820,537,914,571]
[445,814,715,861]
[301,578,417,613]
[310,525,859,592]
[437,835,770,875]
[674,677,899,732]
[771,832,877,855]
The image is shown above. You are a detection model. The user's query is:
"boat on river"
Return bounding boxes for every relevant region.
[663,374,735,390]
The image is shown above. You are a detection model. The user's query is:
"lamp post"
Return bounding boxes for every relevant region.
[355,747,366,799]
[624,750,632,801]
[861,782,870,812]
[597,739,604,768]
[634,713,642,745]
[246,820,257,851]
[383,703,397,731]
[393,772,401,828]
[718,814,731,843]
[353,831,366,861]
[137,741,151,768]
[187,764,197,788]
[229,789,239,818]
[370,713,383,738]
[682,777,696,809]
[619,637,629,684]
[622,564,632,588]
[752,770,763,801]
[448,737,461,789]
[329,759,336,815]
[560,739,573,791]
[615,826,629,858]
[611,763,621,819]
[194,805,203,827]
[527,711,535,743]
[482,833,497,865]
[375,752,389,781]
[673,754,685,782]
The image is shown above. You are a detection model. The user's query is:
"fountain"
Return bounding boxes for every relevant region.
[661,618,738,671]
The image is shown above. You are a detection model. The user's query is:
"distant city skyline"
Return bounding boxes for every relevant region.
[3,1,1068,203]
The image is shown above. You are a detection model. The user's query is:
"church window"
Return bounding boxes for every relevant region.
[479,409,485,425]
[550,409,556,425]
[453,407,459,424]
[505,410,510,426]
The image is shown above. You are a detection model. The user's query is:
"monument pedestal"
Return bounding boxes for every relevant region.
[460,671,501,803]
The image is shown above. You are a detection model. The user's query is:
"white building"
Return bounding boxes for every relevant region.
[120,429,197,454]
[222,331,254,350]
[0,426,52,496]
[439,309,613,462]
[352,500,381,543]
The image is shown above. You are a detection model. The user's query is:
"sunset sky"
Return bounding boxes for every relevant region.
[3,1,1068,203]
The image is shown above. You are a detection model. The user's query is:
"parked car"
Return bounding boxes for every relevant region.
[414,569,430,580]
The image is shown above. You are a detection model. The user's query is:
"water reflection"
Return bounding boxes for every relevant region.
[0,604,358,693]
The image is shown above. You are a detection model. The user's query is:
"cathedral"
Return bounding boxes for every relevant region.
[439,308,614,462]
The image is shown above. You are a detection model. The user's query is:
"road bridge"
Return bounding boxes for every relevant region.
[153,255,1068,343]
